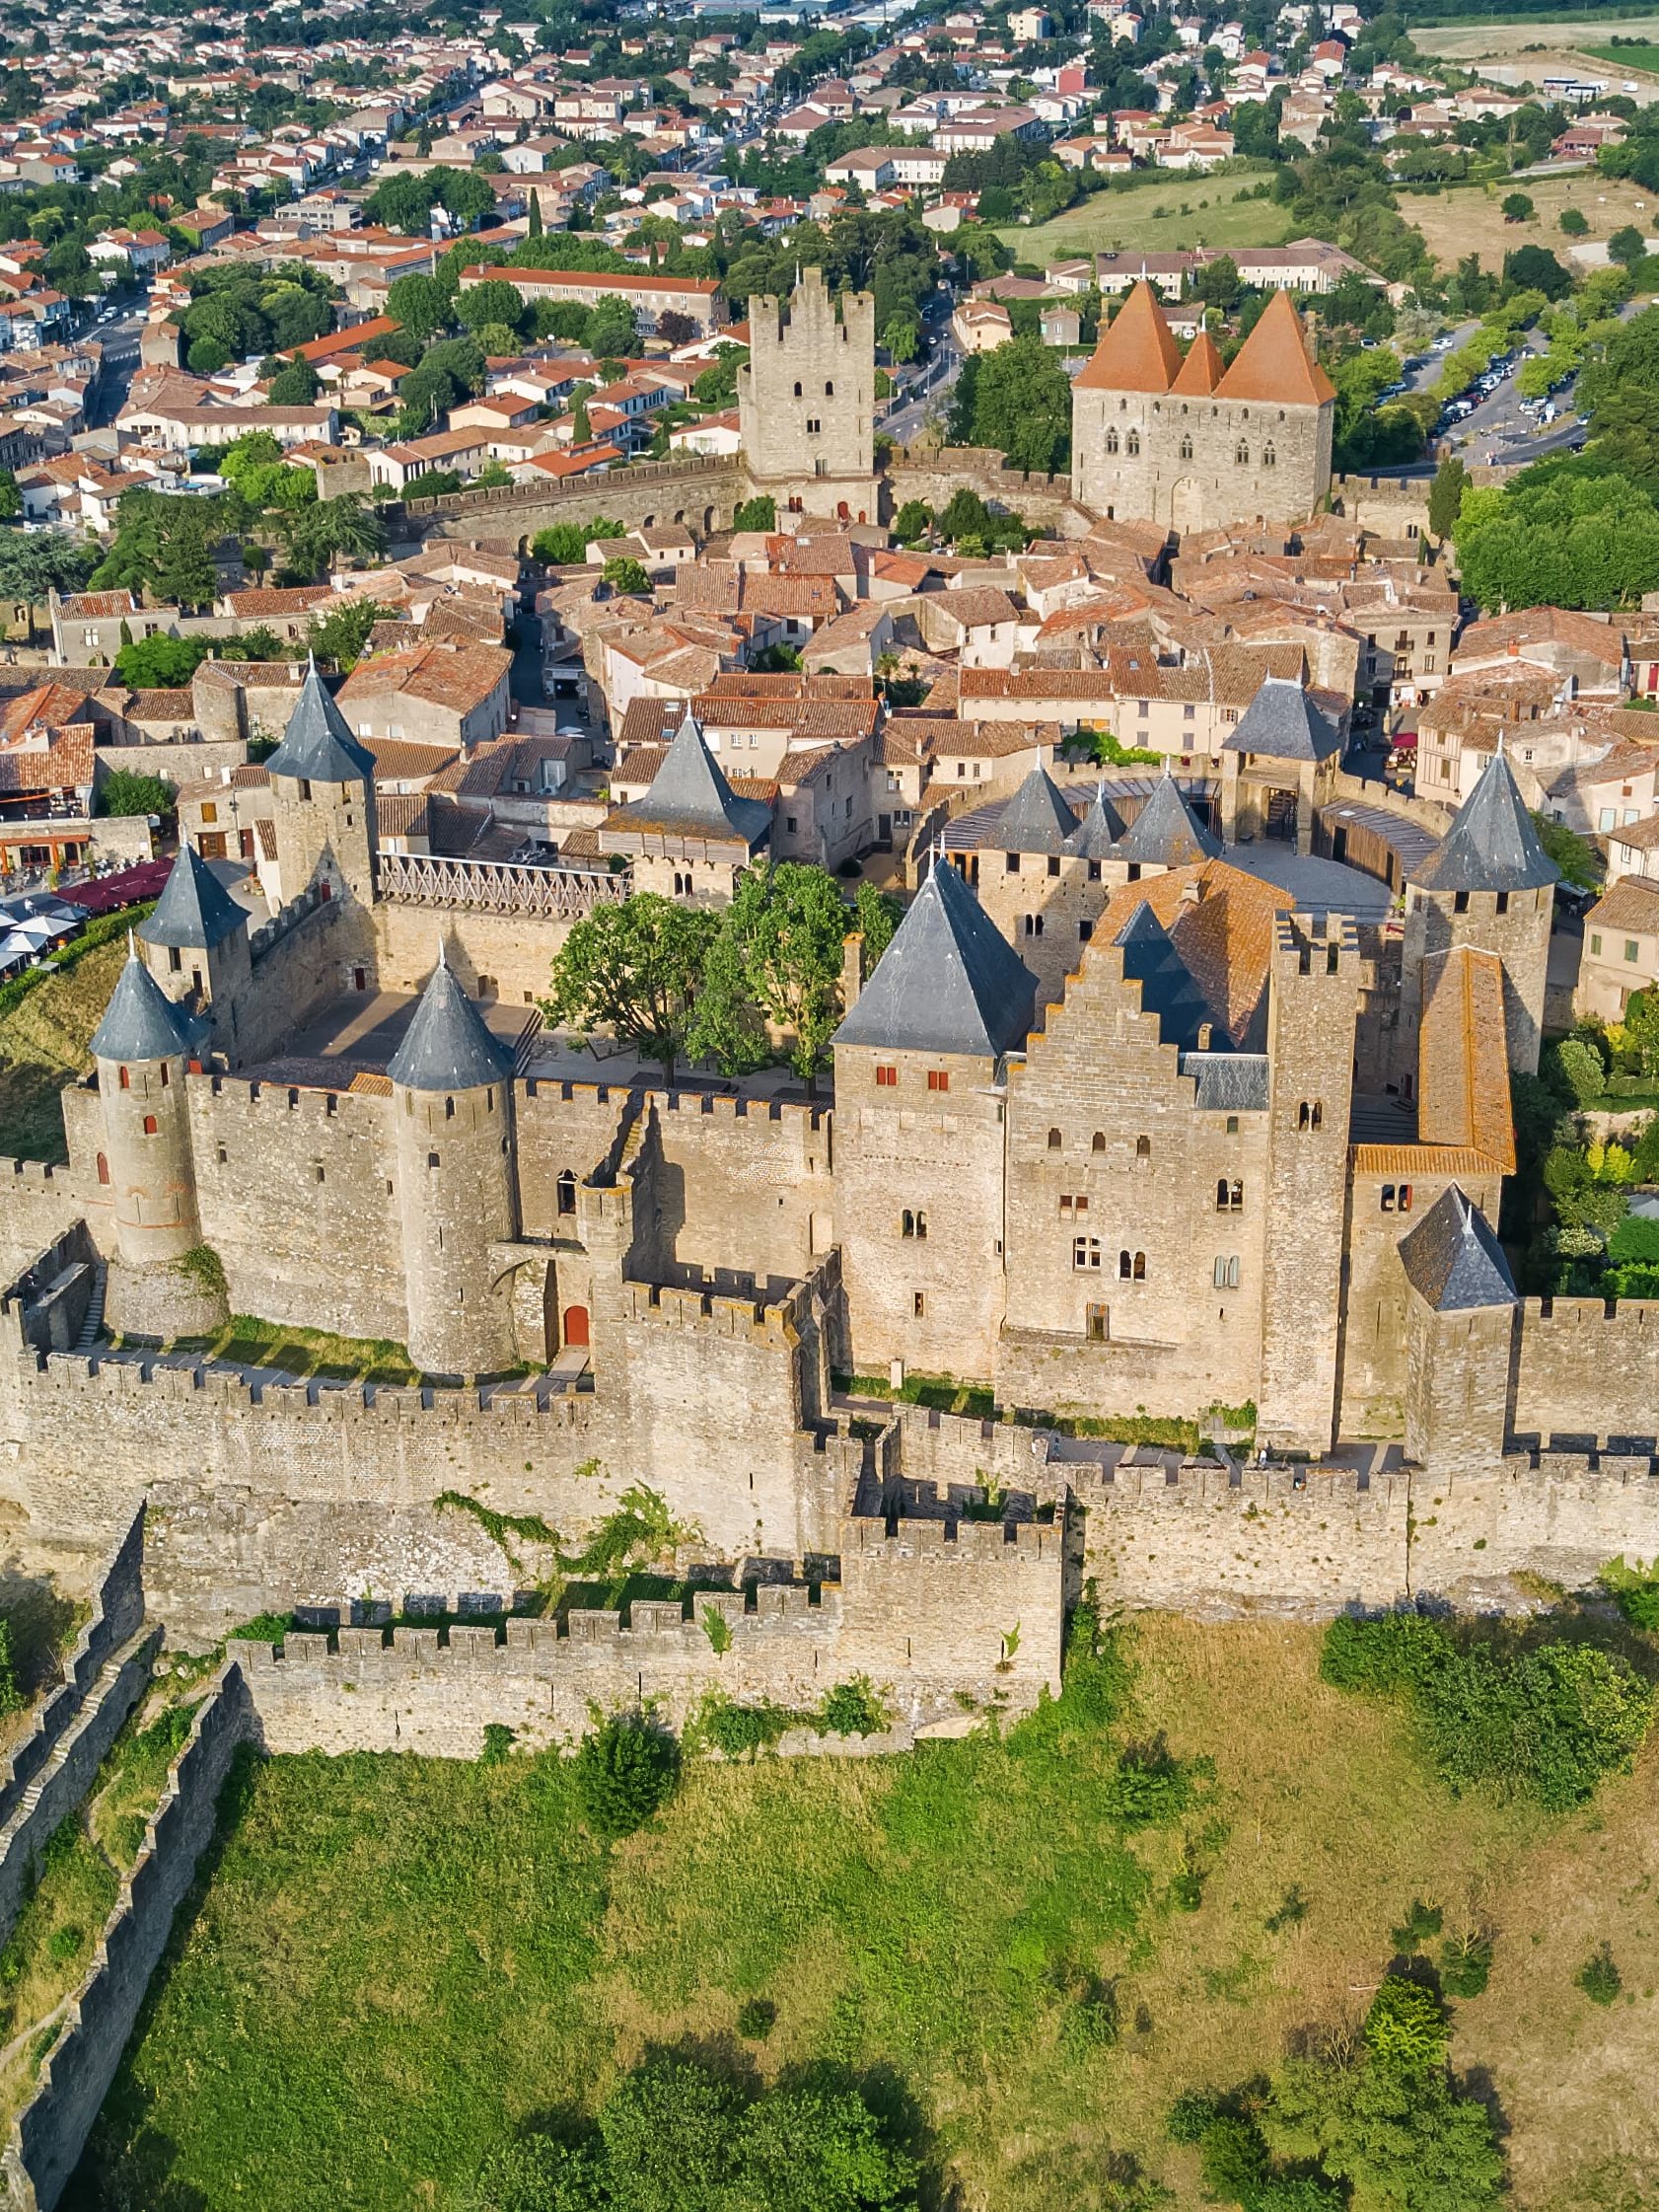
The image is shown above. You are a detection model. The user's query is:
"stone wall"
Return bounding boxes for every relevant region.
[402,457,749,551]
[1070,388,1332,534]
[373,898,577,1009]
[1510,1297,1659,1447]
[0,1165,85,1285]
[886,450,1093,538]
[1,1659,254,2212]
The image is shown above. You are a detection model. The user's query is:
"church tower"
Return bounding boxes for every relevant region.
[738,266,876,522]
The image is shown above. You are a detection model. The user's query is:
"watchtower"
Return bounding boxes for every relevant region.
[738,266,876,522]
[389,948,519,1378]
[1399,1185,1517,1478]
[138,844,252,1063]
[90,942,207,1273]
[262,655,380,908]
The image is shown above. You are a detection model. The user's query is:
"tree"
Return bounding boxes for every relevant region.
[603,554,650,595]
[1264,2058,1505,2212]
[541,893,719,1081]
[386,271,453,346]
[950,335,1071,474]
[1427,456,1468,543]
[267,357,321,406]
[571,390,593,443]
[1610,223,1648,270]
[892,498,933,546]
[97,768,176,821]
[0,468,20,521]
[1559,206,1590,238]
[457,278,527,336]
[1501,191,1535,224]
[532,517,623,565]
[883,313,920,363]
[656,309,696,348]
[737,2084,919,2211]
[462,2135,607,2212]
[113,632,211,688]
[572,1713,677,1838]
[698,861,855,1090]
[733,493,777,532]
[854,880,902,971]
[152,504,218,611]
[1501,244,1573,300]
[308,596,389,673]
[285,493,387,578]
[583,295,640,359]
[0,528,95,629]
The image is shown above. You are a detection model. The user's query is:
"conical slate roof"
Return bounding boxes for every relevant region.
[387,950,515,1092]
[996,766,1079,855]
[141,844,248,950]
[1221,674,1340,763]
[1398,1185,1517,1312]
[1116,903,1213,1051]
[1116,772,1222,865]
[1409,746,1558,894]
[608,709,771,848]
[90,948,207,1064]
[833,857,1036,1058]
[262,656,376,785]
[1065,783,1125,859]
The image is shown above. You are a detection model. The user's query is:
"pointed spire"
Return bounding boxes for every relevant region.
[608,706,770,848]
[263,656,376,785]
[1399,1185,1517,1312]
[1221,675,1340,764]
[1215,288,1336,406]
[1115,900,1214,1051]
[1065,778,1125,860]
[1116,774,1222,866]
[1409,745,1558,894]
[91,946,207,1064]
[388,956,515,1093]
[996,764,1080,854]
[141,843,248,951]
[833,858,1036,1058]
[1073,279,1183,395]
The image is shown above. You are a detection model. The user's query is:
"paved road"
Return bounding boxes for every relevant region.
[883,289,962,445]
[83,304,147,429]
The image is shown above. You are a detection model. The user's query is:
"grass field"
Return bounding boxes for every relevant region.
[997,165,1295,264]
[1407,169,1659,271]
[63,1614,1659,2212]
[1581,37,1659,68]
[0,933,128,1163]
[1415,15,1659,62]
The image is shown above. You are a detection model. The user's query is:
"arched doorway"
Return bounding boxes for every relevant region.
[562,1304,591,1349]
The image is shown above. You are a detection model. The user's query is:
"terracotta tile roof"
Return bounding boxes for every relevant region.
[1093,857,1293,1046]
[376,792,430,838]
[1073,279,1182,394]
[360,734,460,783]
[960,668,1120,701]
[0,716,95,794]
[1214,290,1335,407]
[1417,945,1516,1173]
[225,585,330,617]
[1170,329,1223,397]
[57,589,135,618]
[336,642,512,718]
[118,688,195,720]
[1587,876,1659,935]
[1350,1143,1501,1178]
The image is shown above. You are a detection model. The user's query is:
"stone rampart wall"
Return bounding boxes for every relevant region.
[1,1660,254,2212]
[0,1165,85,1285]
[1510,1297,1659,1447]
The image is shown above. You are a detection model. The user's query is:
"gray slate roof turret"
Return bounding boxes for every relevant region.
[141,845,248,950]
[90,946,209,1063]
[1115,771,1222,865]
[262,655,377,786]
[833,855,1036,1058]
[388,948,516,1092]
[1398,1185,1517,1311]
[1408,744,1559,895]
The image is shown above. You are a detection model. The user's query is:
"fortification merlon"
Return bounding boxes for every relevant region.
[886,1402,1067,1497]
[841,1513,1062,1564]
[198,1071,384,1120]
[0,1159,73,1193]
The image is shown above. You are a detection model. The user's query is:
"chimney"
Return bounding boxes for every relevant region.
[840,928,864,1012]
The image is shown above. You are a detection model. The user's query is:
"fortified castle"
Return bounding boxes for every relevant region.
[1070,281,1335,533]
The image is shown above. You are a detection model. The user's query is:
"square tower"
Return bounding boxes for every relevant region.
[738,267,876,522]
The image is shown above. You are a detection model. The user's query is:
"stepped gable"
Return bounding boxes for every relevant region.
[1409,744,1559,894]
[140,844,247,950]
[1073,279,1182,394]
[90,945,208,1063]
[387,948,515,1093]
[1115,770,1222,864]
[1115,902,1214,1051]
[1214,288,1336,406]
[1170,328,1225,397]
[606,707,771,848]
[1064,782,1126,858]
[261,654,377,785]
[834,856,1036,1058]
[1221,673,1340,762]
[996,765,1080,854]
[1398,1185,1517,1312]
[1093,857,1293,1047]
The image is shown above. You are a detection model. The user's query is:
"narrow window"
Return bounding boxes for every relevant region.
[1216,1177,1229,1211]
[96,1151,109,1186]
[875,1064,898,1087]
[1133,1251,1146,1281]
[168,945,181,973]
[1298,1101,1310,1131]
[1311,1101,1323,1131]
[1048,1127,1062,1149]
[1179,433,1192,461]
[1135,1134,1150,1159]
[912,1290,926,1318]
[1118,1249,1132,1279]
[1262,442,1275,468]
[1092,1131,1106,1152]
[1494,891,1509,916]
[159,1063,170,1089]
[142,1114,157,1136]
[1074,1235,1101,1271]
[825,380,833,396]
[1105,427,1118,455]
[1126,429,1140,457]
[428,1150,440,1168]
[1226,1114,1239,1135]
[118,1066,129,1090]
[793,380,802,397]
[1235,441,1249,466]
[1381,1185,1396,1214]
[1213,1255,1227,1288]
[1087,1304,1108,1342]
[927,1069,949,1093]
[557,1169,576,1216]
[1399,1184,1413,1214]
[1454,890,1470,915]
[445,1097,455,1120]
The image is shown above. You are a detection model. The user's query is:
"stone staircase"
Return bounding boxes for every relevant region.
[71,1262,106,1354]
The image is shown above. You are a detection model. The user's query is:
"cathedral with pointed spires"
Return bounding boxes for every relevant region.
[1070,280,1335,534]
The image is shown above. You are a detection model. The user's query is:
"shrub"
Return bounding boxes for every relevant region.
[735,1996,776,2040]
[573,1713,677,1837]
[1319,1609,1443,1695]
[0,1619,20,1719]
[479,1723,515,1765]
[732,494,776,532]
[1577,1943,1622,2006]
[1364,1975,1450,2072]
[819,1676,887,1737]
[1199,2114,1270,2200]
[1439,1928,1493,1998]
[1105,1734,1191,1828]
[1598,1554,1659,1629]
[1551,1034,1606,1108]
[1165,2090,1220,2145]
[699,1695,787,1760]
[1390,1898,1443,1954]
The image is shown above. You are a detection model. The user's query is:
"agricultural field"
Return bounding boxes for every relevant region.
[996,165,1295,264]
[65,1611,1659,2212]
[1415,14,1659,65]
[1407,169,1659,271]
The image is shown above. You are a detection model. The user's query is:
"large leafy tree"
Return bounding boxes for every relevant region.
[541,894,720,1082]
[283,493,387,579]
[0,528,95,622]
[949,335,1071,475]
[696,861,854,1090]
[386,271,453,345]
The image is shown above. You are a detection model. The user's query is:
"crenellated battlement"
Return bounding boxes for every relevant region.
[197,1071,385,1117]
[842,1512,1061,1564]
[0,1158,71,1191]
[619,1277,804,1349]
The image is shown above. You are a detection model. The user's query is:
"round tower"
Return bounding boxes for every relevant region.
[90,942,228,1339]
[390,947,519,1378]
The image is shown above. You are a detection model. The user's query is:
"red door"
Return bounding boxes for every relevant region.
[562,1305,590,1349]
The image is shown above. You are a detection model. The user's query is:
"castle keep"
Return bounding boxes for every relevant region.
[737,266,878,524]
[1070,282,1335,534]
